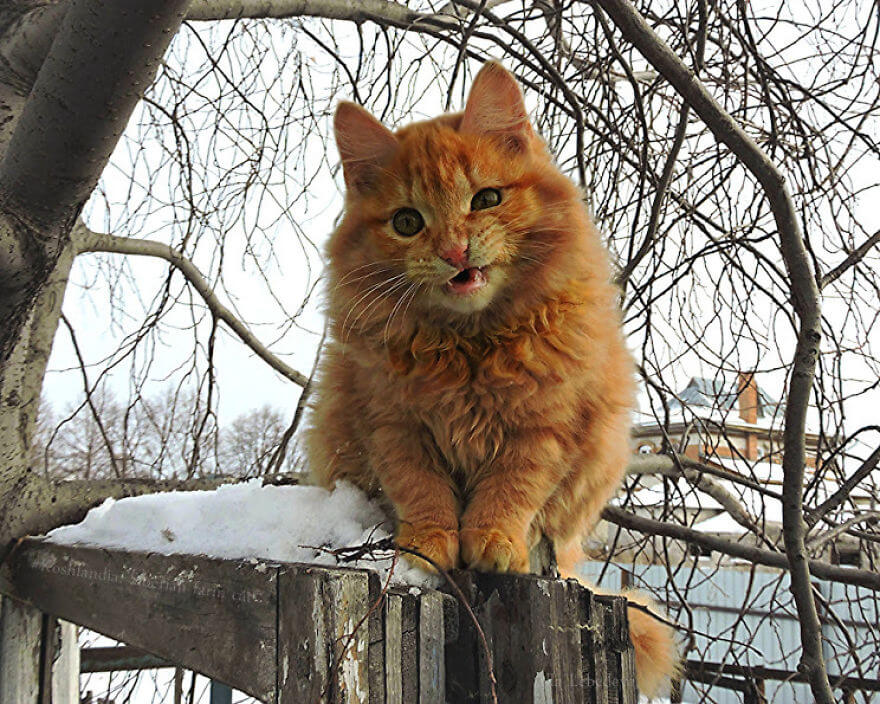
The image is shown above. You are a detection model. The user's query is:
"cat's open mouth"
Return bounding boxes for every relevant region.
[446,266,488,295]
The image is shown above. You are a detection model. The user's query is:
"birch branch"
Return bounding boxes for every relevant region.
[627,454,763,537]
[75,225,309,388]
[805,445,880,528]
[820,230,880,289]
[185,0,458,28]
[601,506,880,592]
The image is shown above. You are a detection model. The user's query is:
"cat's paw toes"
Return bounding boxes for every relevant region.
[396,524,459,572]
[460,526,528,573]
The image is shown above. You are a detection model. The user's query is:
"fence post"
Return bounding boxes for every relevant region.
[52,620,80,704]
[444,571,637,703]
[0,599,80,704]
[0,596,43,703]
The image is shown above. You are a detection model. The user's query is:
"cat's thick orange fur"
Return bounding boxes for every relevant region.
[306,61,678,698]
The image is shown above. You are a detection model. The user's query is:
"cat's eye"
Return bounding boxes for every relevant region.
[391,208,424,237]
[471,188,502,211]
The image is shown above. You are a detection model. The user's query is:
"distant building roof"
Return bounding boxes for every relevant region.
[670,376,783,420]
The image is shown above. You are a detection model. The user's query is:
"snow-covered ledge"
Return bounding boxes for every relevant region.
[0,481,638,703]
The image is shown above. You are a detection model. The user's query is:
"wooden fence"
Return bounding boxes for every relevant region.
[0,538,638,703]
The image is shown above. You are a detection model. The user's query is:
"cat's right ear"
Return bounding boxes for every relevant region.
[334,102,398,193]
[460,61,533,153]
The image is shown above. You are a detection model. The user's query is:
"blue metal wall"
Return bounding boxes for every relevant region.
[578,562,879,703]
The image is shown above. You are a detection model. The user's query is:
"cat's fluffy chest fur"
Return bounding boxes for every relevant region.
[362,302,582,477]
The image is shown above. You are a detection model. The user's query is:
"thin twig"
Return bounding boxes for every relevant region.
[60,314,121,479]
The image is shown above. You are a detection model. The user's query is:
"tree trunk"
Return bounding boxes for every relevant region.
[0,0,193,562]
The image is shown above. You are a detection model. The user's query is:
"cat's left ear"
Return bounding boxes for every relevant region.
[459,61,533,152]
[334,101,399,193]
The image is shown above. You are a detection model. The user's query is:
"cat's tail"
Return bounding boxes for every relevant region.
[557,551,680,699]
[620,589,681,700]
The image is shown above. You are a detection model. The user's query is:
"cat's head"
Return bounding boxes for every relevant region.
[328,61,589,334]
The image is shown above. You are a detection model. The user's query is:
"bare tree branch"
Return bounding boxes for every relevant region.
[627,454,763,537]
[807,511,880,551]
[626,454,781,499]
[806,445,880,528]
[76,226,309,388]
[820,230,880,289]
[60,314,122,479]
[602,505,880,591]
[185,0,457,28]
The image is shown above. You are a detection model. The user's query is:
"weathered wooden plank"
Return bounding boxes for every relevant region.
[443,573,487,704]
[618,633,637,704]
[5,539,277,701]
[383,589,419,704]
[279,564,384,704]
[418,589,445,704]
[0,595,42,703]
[384,592,404,703]
[279,568,328,703]
[593,595,635,704]
[366,572,386,703]
[445,572,638,704]
[3,539,639,704]
[580,589,608,704]
[445,571,593,704]
[323,568,378,703]
[546,579,588,702]
[52,619,79,704]
[80,645,172,672]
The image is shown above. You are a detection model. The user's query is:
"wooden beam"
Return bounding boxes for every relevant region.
[4,538,639,703]
[4,540,277,701]
[444,571,635,703]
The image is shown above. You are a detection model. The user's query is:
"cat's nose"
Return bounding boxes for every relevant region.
[439,243,469,268]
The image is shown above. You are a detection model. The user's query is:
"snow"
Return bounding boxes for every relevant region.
[621,477,724,511]
[691,511,751,535]
[45,479,437,588]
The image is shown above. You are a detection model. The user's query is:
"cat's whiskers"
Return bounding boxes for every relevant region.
[408,261,454,286]
[340,273,408,341]
[336,260,393,283]
[343,275,412,341]
[334,268,395,292]
[397,281,422,334]
[334,259,405,289]
[383,281,421,346]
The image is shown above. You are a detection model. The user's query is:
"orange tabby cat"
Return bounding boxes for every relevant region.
[306,61,677,697]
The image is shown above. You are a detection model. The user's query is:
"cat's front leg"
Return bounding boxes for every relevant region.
[368,423,461,572]
[460,427,565,573]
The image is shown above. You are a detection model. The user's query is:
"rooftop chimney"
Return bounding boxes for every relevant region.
[737,372,759,424]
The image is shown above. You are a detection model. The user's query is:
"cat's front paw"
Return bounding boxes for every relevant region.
[396,523,459,572]
[460,526,528,573]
